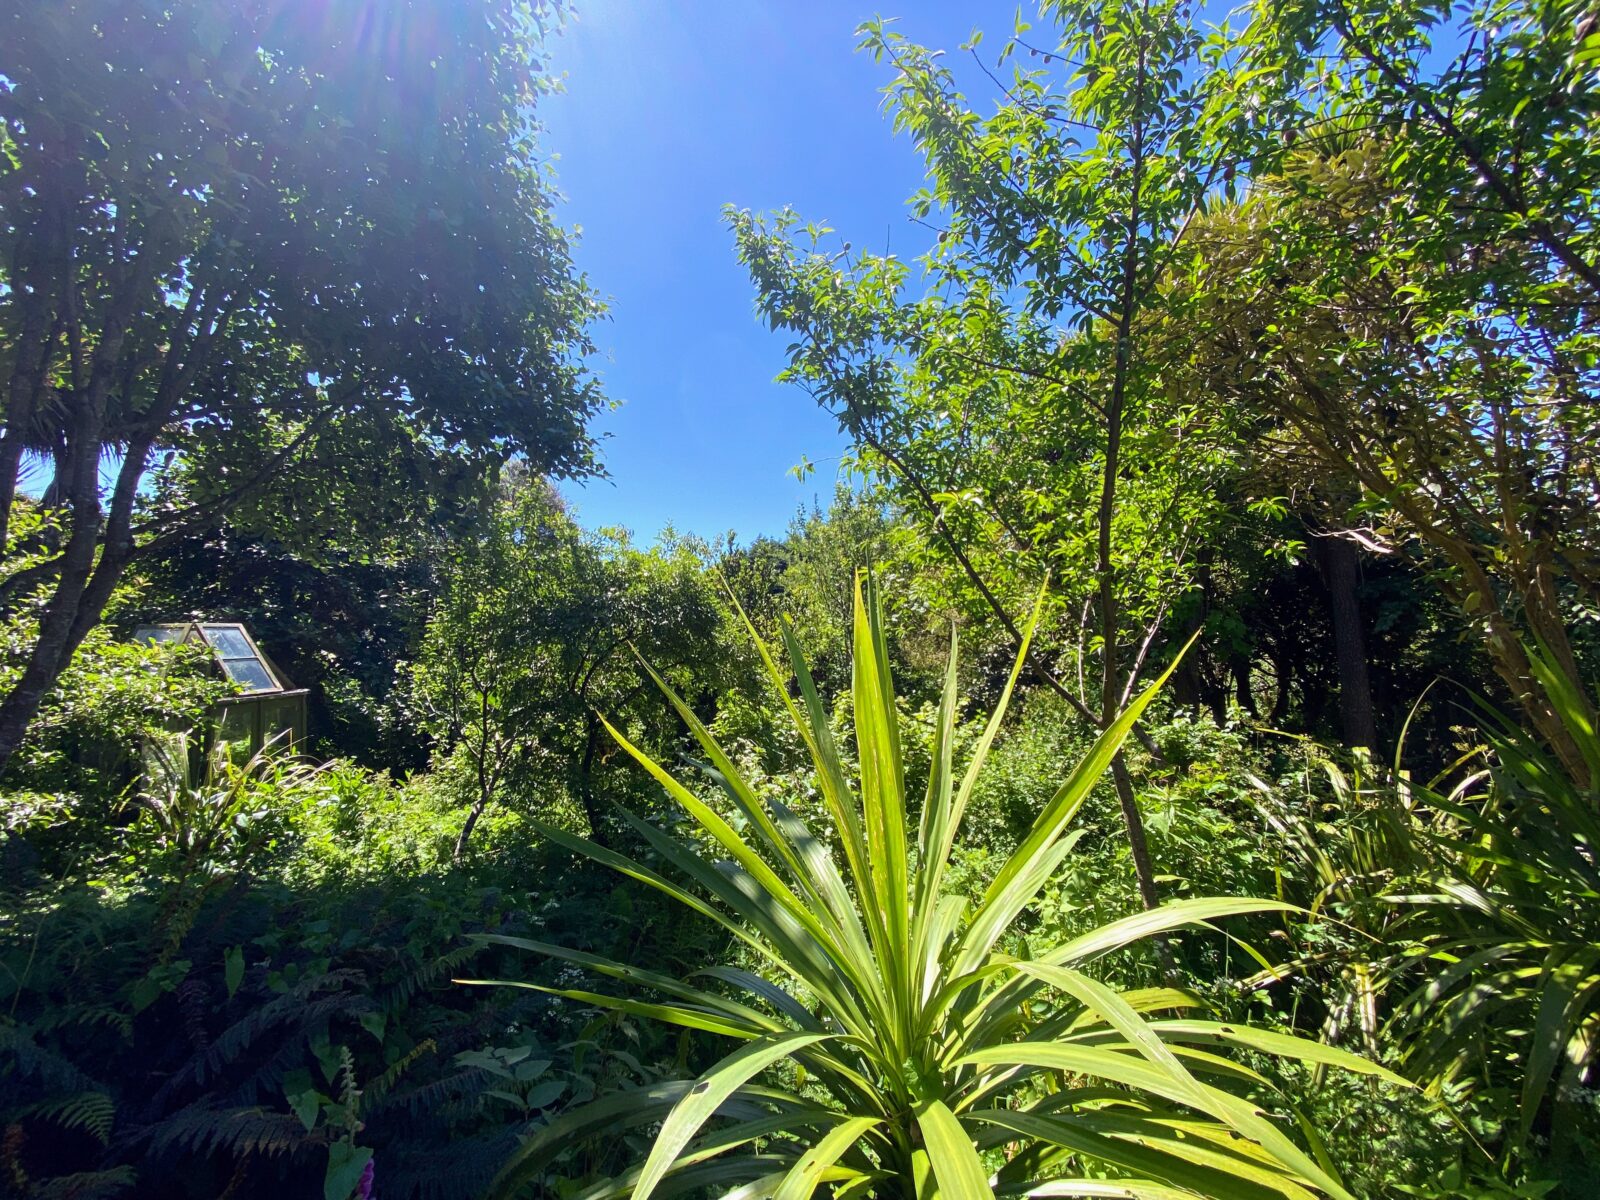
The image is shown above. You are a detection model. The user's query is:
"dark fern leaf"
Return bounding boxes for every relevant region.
[18,1090,116,1144]
[378,943,483,1015]
[30,1165,138,1200]
[155,973,364,1104]
[0,1022,108,1096]
[375,1128,521,1200]
[139,1103,317,1162]
[367,1066,493,1119]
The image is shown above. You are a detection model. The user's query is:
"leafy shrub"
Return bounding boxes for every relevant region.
[0,614,227,877]
[0,746,712,1200]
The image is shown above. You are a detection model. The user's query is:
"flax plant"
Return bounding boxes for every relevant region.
[466,577,1400,1198]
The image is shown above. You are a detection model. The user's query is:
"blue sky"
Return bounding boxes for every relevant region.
[540,1,1018,543]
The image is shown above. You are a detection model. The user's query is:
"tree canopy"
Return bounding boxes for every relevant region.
[0,0,602,768]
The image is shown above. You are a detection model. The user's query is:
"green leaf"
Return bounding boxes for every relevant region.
[524,1079,566,1110]
[632,1033,833,1200]
[324,1142,372,1200]
[287,1088,324,1133]
[224,945,245,999]
[1138,1020,1412,1087]
[773,1115,882,1200]
[916,1099,990,1196]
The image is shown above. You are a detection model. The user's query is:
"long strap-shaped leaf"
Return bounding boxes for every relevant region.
[916,1098,992,1197]
[486,1080,699,1197]
[570,1109,873,1200]
[568,1114,825,1200]
[639,654,874,966]
[1124,1020,1413,1086]
[933,898,1294,1057]
[1025,1181,1224,1199]
[951,643,1190,980]
[920,583,1048,920]
[1518,945,1600,1150]
[525,817,784,967]
[632,1032,834,1200]
[972,1108,1315,1200]
[852,571,913,1057]
[582,806,846,1012]
[469,934,780,1033]
[773,617,877,921]
[772,1115,884,1200]
[719,576,876,943]
[600,712,840,962]
[615,803,881,1039]
[955,1043,1352,1200]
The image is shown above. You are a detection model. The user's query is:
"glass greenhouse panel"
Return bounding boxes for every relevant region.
[133,625,187,644]
[221,658,276,692]
[201,626,256,658]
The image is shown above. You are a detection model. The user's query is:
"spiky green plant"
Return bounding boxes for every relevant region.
[466,578,1401,1198]
[1385,643,1600,1170]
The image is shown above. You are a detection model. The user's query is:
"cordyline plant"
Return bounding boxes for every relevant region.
[464,578,1401,1198]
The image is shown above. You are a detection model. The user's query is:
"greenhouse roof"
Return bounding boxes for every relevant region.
[132,622,294,695]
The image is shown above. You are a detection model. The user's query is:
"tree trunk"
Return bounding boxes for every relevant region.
[1267,645,1295,726]
[1111,755,1161,911]
[453,797,489,865]
[1230,652,1260,719]
[0,391,108,770]
[576,713,610,848]
[0,213,159,774]
[1315,535,1377,749]
[0,170,66,553]
[1094,50,1164,922]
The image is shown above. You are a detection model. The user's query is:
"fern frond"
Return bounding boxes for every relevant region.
[360,1039,438,1111]
[378,943,481,1014]
[0,1022,106,1095]
[375,1129,519,1200]
[366,1066,491,1118]
[142,1103,315,1161]
[20,1091,116,1144]
[28,1005,134,1038]
[159,975,362,1100]
[30,1164,137,1200]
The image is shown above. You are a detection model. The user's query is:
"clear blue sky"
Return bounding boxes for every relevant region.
[540,1,1017,542]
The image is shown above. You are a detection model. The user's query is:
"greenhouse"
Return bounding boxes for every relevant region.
[133,621,308,762]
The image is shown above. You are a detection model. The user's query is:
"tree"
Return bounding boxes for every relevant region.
[1186,0,1600,782]
[0,0,603,771]
[411,474,725,859]
[731,0,1251,915]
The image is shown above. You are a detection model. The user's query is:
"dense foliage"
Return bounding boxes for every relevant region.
[0,0,602,770]
[3,0,1598,1197]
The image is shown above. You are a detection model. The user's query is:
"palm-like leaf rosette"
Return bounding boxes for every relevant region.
[464,577,1403,1198]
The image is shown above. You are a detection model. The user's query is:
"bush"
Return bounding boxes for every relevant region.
[0,745,718,1200]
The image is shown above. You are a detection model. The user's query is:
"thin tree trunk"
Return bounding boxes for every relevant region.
[1316,535,1377,749]
[1229,653,1260,719]
[0,171,66,553]
[453,798,489,865]
[454,694,498,863]
[576,713,610,849]
[1097,25,1164,920]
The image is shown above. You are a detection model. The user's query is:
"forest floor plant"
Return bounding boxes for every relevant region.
[466,577,1405,1198]
[1387,655,1600,1186]
[1246,646,1600,1194]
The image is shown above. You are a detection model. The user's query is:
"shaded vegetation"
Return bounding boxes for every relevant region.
[4,0,1599,1197]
